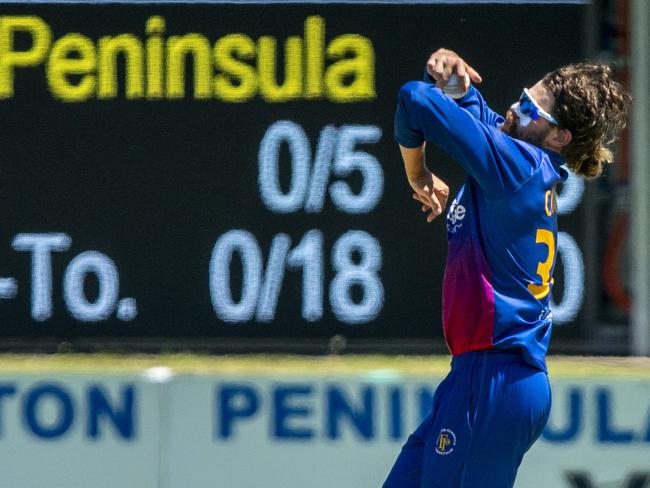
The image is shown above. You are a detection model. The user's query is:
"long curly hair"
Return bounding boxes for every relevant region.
[543,63,631,178]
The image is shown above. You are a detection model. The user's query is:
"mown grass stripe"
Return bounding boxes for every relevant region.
[0,354,648,378]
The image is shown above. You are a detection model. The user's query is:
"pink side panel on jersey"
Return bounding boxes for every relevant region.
[442,239,495,355]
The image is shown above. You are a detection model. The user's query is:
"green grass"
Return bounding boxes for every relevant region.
[0,353,648,378]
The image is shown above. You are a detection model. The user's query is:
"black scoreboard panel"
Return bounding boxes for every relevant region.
[0,4,587,344]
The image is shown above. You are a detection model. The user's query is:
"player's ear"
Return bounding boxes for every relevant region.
[550,127,572,148]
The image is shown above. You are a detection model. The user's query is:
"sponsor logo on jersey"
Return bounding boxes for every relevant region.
[447,200,466,234]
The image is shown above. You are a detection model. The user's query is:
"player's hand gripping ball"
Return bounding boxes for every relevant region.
[426,47,482,98]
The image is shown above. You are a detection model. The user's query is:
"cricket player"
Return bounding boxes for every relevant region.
[384,48,630,487]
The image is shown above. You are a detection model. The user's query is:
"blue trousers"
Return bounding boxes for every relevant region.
[383,351,551,488]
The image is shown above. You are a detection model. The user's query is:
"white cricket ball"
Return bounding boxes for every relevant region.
[442,73,471,99]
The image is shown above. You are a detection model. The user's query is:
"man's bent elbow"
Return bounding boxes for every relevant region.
[395,81,431,148]
[398,81,428,105]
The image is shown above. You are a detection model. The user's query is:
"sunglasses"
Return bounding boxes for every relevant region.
[512,88,559,127]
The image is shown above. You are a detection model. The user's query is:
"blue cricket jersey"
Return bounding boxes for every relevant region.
[394,80,568,372]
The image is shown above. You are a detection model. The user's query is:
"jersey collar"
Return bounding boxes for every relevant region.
[543,148,569,181]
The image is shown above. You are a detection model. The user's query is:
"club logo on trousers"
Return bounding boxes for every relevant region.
[435,428,457,455]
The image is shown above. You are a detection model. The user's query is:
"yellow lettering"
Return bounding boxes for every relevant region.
[213,34,257,103]
[258,36,303,102]
[145,16,165,99]
[98,35,144,99]
[167,34,211,99]
[0,16,377,103]
[0,16,51,98]
[325,34,375,102]
[47,34,96,102]
[305,16,324,99]
[544,190,554,216]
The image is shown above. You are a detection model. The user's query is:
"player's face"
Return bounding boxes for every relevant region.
[501,80,556,147]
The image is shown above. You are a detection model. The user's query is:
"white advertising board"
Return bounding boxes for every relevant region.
[0,374,161,488]
[0,372,648,488]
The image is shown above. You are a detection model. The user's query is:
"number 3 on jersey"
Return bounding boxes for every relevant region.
[528,229,555,300]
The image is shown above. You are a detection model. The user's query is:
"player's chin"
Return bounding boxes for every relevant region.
[500,110,517,136]
[500,121,517,138]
